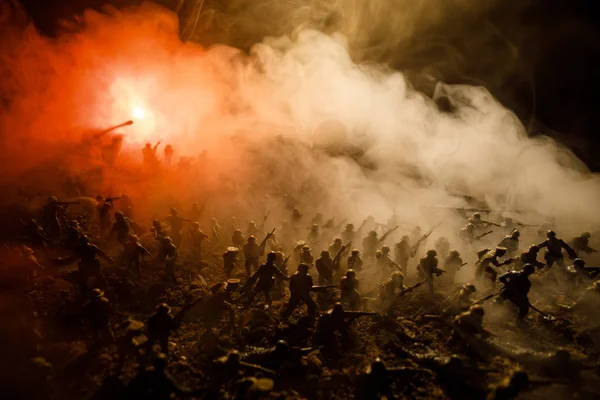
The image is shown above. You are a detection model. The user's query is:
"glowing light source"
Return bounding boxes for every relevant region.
[132,106,145,119]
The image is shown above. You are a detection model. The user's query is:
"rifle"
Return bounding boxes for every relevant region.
[357,216,370,233]
[322,217,335,229]
[472,290,501,306]
[57,201,79,206]
[262,210,270,225]
[481,219,502,227]
[105,196,122,203]
[259,229,275,255]
[174,297,203,327]
[397,280,427,298]
[410,223,442,254]
[473,230,493,241]
[378,226,399,244]
[279,255,291,272]
[334,218,348,231]
[153,140,162,152]
[384,255,403,272]
[458,262,468,269]
[333,241,352,267]
[310,285,337,293]
[91,120,133,139]
[342,311,378,319]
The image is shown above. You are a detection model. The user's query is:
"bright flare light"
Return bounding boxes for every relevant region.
[132,106,145,119]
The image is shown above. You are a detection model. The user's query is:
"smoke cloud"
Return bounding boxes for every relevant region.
[0,0,599,241]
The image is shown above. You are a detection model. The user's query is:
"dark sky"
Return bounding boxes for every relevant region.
[14,0,600,170]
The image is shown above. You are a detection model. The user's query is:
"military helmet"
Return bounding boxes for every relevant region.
[351,249,360,255]
[129,234,139,241]
[375,250,383,258]
[427,249,437,257]
[320,249,330,257]
[449,250,460,257]
[369,358,387,376]
[275,340,289,353]
[345,223,354,230]
[345,269,356,278]
[91,288,104,298]
[332,302,344,314]
[156,303,171,314]
[522,263,535,275]
[369,230,377,237]
[573,258,585,266]
[267,251,277,262]
[234,229,242,234]
[381,245,390,254]
[192,221,200,228]
[495,246,507,254]
[298,263,310,273]
[48,196,58,203]
[470,305,484,316]
[163,236,173,244]
[511,231,520,238]
[593,281,600,291]
[302,245,311,251]
[249,220,256,226]
[226,246,239,253]
[582,232,591,239]
[472,212,481,220]
[248,235,256,243]
[528,245,539,253]
[546,230,556,238]
[463,283,476,293]
[466,223,475,231]
[226,350,241,364]
[114,211,123,218]
[334,237,343,244]
[391,271,404,284]
[311,224,319,231]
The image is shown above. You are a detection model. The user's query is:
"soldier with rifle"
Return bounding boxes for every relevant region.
[498,230,520,257]
[110,211,133,246]
[64,220,83,250]
[443,283,477,316]
[347,249,363,271]
[569,232,597,255]
[394,236,416,275]
[82,288,114,346]
[316,250,335,285]
[496,264,535,320]
[363,231,379,260]
[281,263,317,321]
[158,237,178,280]
[417,249,445,296]
[447,305,491,346]
[163,144,174,166]
[211,218,222,242]
[142,140,161,169]
[342,223,356,244]
[243,252,289,308]
[42,196,79,242]
[475,247,514,287]
[444,250,466,283]
[307,224,321,247]
[96,195,117,235]
[247,221,261,238]
[340,269,361,310]
[243,230,274,277]
[459,223,476,245]
[146,300,201,356]
[189,222,208,259]
[300,245,314,267]
[537,230,577,270]
[375,272,406,313]
[515,245,545,270]
[166,208,189,248]
[121,193,134,219]
[469,212,501,229]
[231,229,245,249]
[328,238,344,261]
[152,220,165,244]
[567,258,598,285]
[316,303,377,348]
[123,234,151,277]
[75,236,113,296]
[333,241,352,278]
[410,223,442,260]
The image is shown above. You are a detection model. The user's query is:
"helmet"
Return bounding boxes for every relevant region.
[114,211,123,219]
[582,232,591,239]
[381,245,390,255]
[311,224,319,231]
[298,263,309,273]
[249,220,256,226]
[351,249,360,256]
[320,250,330,257]
[332,302,344,314]
[48,196,58,203]
[226,350,241,364]
[156,303,171,314]
[472,213,481,220]
[427,249,437,257]
[129,234,139,242]
[234,229,242,235]
[267,251,277,262]
[275,340,289,353]
[463,283,476,293]
[375,250,383,258]
[345,223,354,231]
[573,258,585,266]
[528,245,539,253]
[495,246,507,254]
[345,269,356,278]
[334,237,343,244]
[369,230,377,237]
[302,246,311,251]
[523,264,535,275]
[511,231,520,238]
[154,353,169,371]
[370,358,387,376]
[470,305,484,316]
[449,250,460,257]
[163,236,173,244]
[248,236,256,243]
[466,223,475,231]
[226,246,239,253]
[192,221,200,228]
[546,230,556,239]
[391,271,404,284]
[91,288,104,298]
[593,281,600,292]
